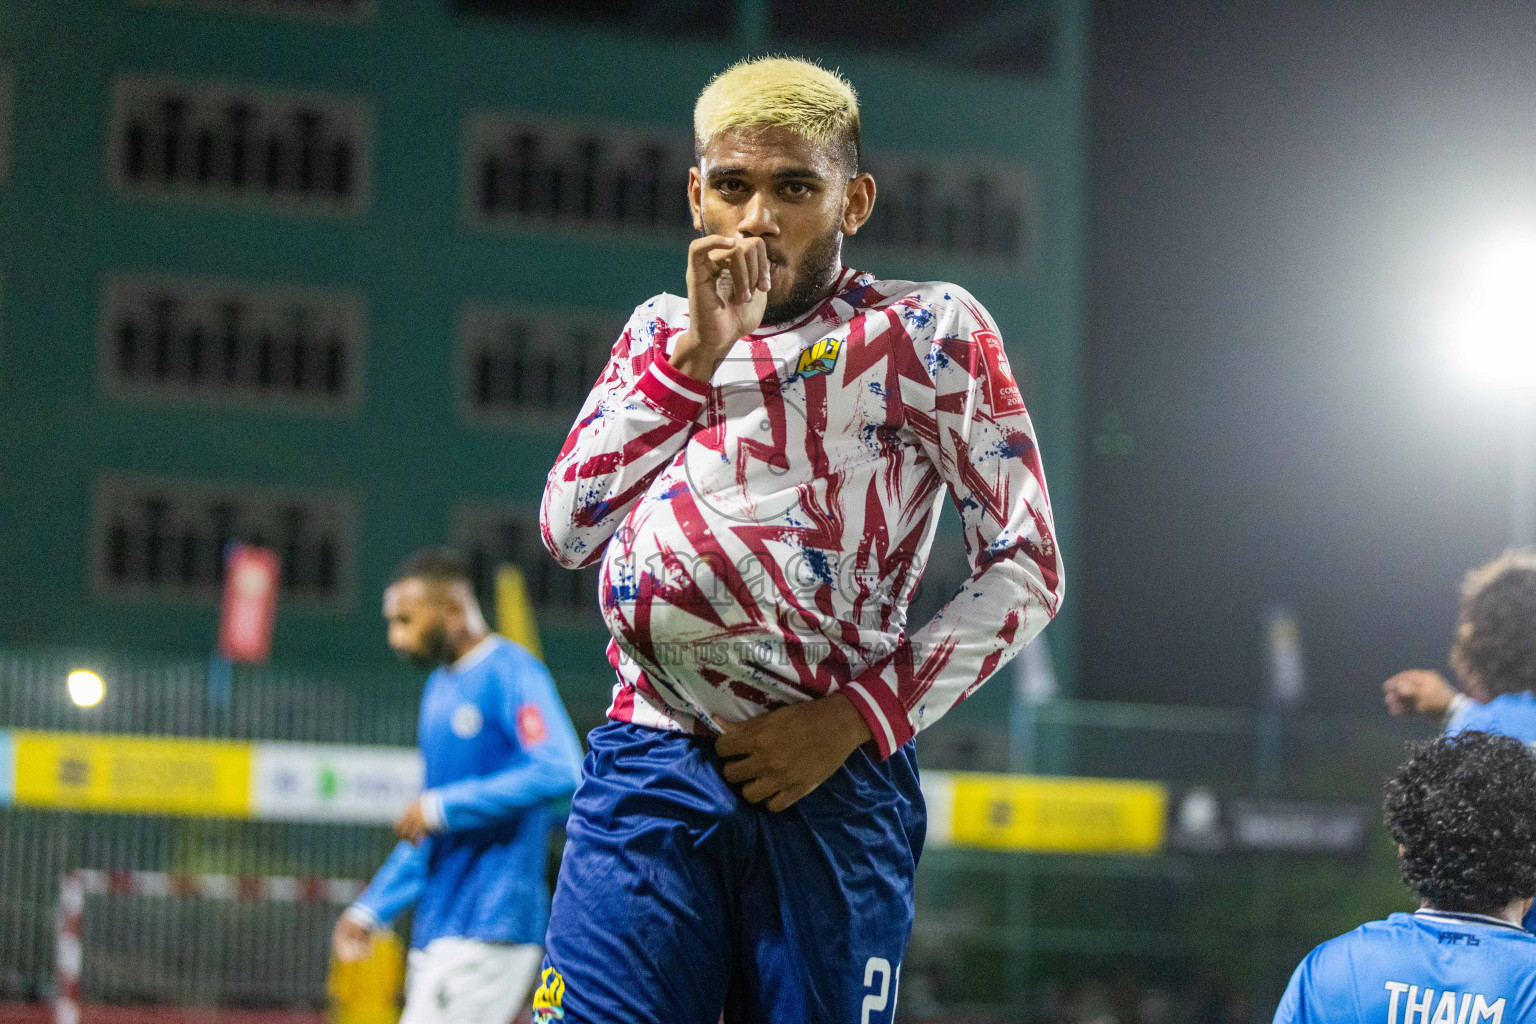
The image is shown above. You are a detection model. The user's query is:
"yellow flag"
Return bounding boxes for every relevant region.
[496,563,543,659]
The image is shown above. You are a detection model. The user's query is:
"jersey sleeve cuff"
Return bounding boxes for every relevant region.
[1443,691,1473,728]
[843,677,915,760]
[634,357,710,421]
[419,789,449,832]
[343,903,382,930]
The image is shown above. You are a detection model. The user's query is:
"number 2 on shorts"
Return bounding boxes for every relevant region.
[861,957,900,1023]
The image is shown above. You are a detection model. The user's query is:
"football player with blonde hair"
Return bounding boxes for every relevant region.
[535,56,1063,1024]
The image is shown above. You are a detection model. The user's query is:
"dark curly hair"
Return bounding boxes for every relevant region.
[1449,549,1536,698]
[1384,730,1536,915]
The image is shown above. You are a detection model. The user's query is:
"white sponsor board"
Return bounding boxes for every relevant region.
[250,742,422,823]
[921,771,955,848]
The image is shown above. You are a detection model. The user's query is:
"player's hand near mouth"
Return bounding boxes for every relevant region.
[715,691,874,812]
[669,233,773,383]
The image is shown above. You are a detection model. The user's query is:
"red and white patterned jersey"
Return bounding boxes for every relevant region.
[538,266,1063,759]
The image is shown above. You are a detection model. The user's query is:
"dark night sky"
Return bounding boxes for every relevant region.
[1080,1,1536,711]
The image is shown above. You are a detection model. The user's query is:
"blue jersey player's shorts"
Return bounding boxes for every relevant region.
[534,720,925,1024]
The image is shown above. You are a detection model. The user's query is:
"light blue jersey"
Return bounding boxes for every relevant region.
[1444,691,1536,931]
[1274,911,1536,1024]
[1446,691,1536,744]
[350,635,583,947]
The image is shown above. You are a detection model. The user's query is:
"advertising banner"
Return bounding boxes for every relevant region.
[10,731,251,817]
[251,742,423,823]
[927,771,1167,855]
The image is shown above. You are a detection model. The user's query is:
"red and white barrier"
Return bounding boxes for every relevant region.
[53,870,364,1024]
[53,875,83,1024]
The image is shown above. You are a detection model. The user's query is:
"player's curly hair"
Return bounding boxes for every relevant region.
[1384,730,1536,915]
[1449,549,1536,698]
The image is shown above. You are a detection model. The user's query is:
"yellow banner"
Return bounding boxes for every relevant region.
[949,773,1166,854]
[11,731,252,817]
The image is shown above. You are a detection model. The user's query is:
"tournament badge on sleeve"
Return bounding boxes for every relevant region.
[972,329,1026,415]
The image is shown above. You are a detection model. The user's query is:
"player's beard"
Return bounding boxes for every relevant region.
[406,623,456,669]
[762,225,842,327]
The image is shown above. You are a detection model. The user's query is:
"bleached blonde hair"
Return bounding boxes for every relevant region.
[693,57,861,172]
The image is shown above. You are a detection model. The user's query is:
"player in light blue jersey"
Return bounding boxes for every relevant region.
[1384,551,1536,929]
[331,548,584,1024]
[1383,551,1536,743]
[1273,731,1536,1024]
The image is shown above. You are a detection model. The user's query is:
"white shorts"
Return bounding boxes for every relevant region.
[400,936,544,1024]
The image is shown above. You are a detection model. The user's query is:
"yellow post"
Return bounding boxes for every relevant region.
[327,929,405,1024]
[496,563,543,659]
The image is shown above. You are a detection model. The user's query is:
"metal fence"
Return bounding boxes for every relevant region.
[0,647,1432,1021]
[0,809,400,1008]
[0,650,418,744]
[0,649,417,1009]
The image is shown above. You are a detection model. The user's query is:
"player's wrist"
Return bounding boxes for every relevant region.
[824,690,874,751]
[1442,691,1472,725]
[418,790,448,832]
[667,332,715,382]
[669,330,731,383]
[343,903,381,931]
[1421,673,1458,716]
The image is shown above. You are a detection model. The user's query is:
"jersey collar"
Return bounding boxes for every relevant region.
[1414,908,1527,932]
[450,634,501,674]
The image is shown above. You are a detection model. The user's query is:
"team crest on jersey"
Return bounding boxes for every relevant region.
[531,967,566,1022]
[796,336,843,377]
[450,703,483,739]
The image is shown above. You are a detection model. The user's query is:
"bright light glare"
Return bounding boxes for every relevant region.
[67,670,104,708]
[1445,227,1536,395]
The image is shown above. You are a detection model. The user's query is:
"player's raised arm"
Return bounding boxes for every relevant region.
[1382,668,1459,719]
[539,304,709,568]
[540,235,773,571]
[842,294,1064,758]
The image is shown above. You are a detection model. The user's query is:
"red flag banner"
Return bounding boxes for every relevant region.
[218,545,280,664]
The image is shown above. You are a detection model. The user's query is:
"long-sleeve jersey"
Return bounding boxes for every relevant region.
[1273,911,1536,1023]
[348,635,583,947]
[538,266,1063,759]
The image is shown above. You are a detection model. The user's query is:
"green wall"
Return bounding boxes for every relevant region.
[0,0,1086,720]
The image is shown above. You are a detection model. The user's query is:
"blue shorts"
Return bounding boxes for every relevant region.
[534,720,925,1024]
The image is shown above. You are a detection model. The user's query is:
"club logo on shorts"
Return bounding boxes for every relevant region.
[796,336,843,377]
[450,702,483,739]
[531,966,566,1022]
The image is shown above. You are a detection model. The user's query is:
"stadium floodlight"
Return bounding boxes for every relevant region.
[1444,226,1536,394]
[1441,224,1536,546]
[67,670,105,708]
